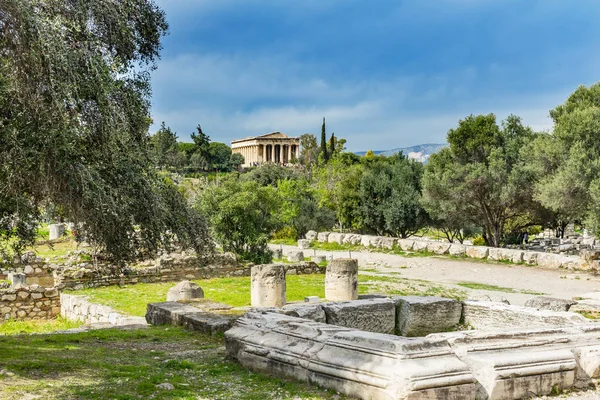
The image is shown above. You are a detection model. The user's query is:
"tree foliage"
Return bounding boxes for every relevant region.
[196,180,281,263]
[0,0,212,260]
[423,114,537,247]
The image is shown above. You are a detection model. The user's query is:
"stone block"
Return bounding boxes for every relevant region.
[8,273,26,288]
[282,303,326,323]
[397,239,414,251]
[305,230,317,241]
[427,242,451,255]
[374,236,395,249]
[146,302,237,335]
[327,232,345,244]
[166,280,204,302]
[321,298,395,334]
[342,234,362,245]
[317,232,330,243]
[525,296,577,312]
[449,243,466,256]
[272,249,282,259]
[360,235,377,247]
[412,240,429,252]
[325,259,358,301]
[297,239,310,249]
[394,296,462,337]
[462,300,588,330]
[523,251,539,265]
[304,296,319,303]
[465,246,489,259]
[311,255,326,263]
[251,264,286,307]
[287,251,304,262]
[48,223,65,240]
[24,265,34,275]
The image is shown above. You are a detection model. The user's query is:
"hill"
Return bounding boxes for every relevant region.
[355,143,446,163]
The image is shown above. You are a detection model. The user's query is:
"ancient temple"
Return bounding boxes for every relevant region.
[231,132,300,167]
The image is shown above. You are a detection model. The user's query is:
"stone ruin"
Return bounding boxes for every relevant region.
[142,259,600,399]
[219,258,600,400]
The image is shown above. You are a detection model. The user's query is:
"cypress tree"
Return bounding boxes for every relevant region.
[329,132,336,158]
[320,117,329,162]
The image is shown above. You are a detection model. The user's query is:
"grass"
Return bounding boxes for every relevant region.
[309,241,362,251]
[270,238,298,246]
[0,326,346,400]
[76,273,468,316]
[0,317,83,336]
[77,275,330,316]
[457,281,545,295]
[360,273,467,300]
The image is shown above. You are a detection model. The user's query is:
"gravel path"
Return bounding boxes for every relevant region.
[271,244,600,305]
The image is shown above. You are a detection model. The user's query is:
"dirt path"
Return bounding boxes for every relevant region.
[271,244,600,305]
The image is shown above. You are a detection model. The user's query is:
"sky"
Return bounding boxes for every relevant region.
[150,0,600,152]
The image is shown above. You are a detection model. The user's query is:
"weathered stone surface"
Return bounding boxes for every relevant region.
[397,238,414,251]
[448,243,466,256]
[316,232,330,243]
[297,239,310,249]
[360,235,377,247]
[525,296,577,312]
[394,296,462,337]
[311,255,326,263]
[225,312,477,400]
[23,265,34,275]
[251,264,286,307]
[462,300,588,330]
[373,236,395,249]
[282,303,326,323]
[324,259,358,301]
[427,242,451,255]
[412,240,429,252]
[305,230,317,241]
[61,293,146,326]
[8,273,26,288]
[342,234,362,245]
[166,280,204,302]
[327,232,345,244]
[465,246,489,259]
[287,251,304,262]
[523,251,539,265]
[581,249,600,266]
[145,301,236,335]
[570,299,600,313]
[304,296,319,303]
[48,223,65,240]
[321,298,395,333]
[272,249,282,259]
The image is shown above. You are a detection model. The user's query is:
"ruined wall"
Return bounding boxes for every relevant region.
[60,294,145,325]
[0,285,60,321]
[309,231,590,270]
[54,256,324,291]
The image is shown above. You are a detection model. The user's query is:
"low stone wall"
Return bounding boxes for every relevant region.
[0,285,60,321]
[60,294,146,325]
[309,230,588,270]
[55,256,323,291]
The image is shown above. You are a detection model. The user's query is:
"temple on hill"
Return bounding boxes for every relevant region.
[231,132,300,167]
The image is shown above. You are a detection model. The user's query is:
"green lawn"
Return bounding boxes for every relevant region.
[75,273,467,317]
[0,326,345,400]
[0,317,83,336]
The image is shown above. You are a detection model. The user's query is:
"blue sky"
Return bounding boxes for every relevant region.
[150,0,600,151]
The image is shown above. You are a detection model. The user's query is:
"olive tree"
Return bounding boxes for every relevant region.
[0,0,212,261]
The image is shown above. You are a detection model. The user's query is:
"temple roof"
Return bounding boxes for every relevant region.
[231,131,297,144]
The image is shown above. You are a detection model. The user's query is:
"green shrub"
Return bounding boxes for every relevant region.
[472,236,486,246]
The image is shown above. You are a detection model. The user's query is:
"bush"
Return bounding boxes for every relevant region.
[472,236,486,246]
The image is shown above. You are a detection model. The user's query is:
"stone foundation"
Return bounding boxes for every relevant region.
[0,285,60,321]
[226,311,600,400]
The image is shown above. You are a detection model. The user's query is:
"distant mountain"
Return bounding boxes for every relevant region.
[355,143,447,163]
